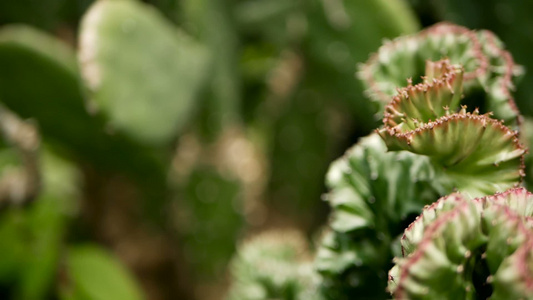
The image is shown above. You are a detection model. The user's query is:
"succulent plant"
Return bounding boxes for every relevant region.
[227,230,320,300]
[358,22,523,129]
[79,0,209,145]
[378,59,525,197]
[0,24,156,172]
[225,20,529,300]
[389,188,533,299]
[314,28,526,299]
[315,133,440,299]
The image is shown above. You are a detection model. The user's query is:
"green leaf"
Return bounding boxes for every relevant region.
[79,0,209,145]
[62,245,145,300]
[0,25,94,150]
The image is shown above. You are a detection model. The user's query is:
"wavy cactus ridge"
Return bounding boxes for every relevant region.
[380,110,525,167]
[401,188,533,259]
[377,58,525,197]
[360,23,486,102]
[382,60,463,130]
[483,187,533,218]
[390,188,533,299]
[482,204,532,275]
[316,102,525,296]
[392,200,483,299]
[478,30,524,126]
[379,113,525,198]
[400,193,465,257]
[359,22,522,128]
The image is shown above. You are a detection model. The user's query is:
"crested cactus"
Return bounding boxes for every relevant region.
[377,59,525,197]
[314,25,526,299]
[389,188,533,299]
[358,22,523,128]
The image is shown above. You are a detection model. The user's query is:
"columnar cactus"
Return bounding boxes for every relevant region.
[389,188,533,299]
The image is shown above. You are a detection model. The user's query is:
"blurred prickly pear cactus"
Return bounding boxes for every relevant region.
[0,0,216,298]
[0,106,146,300]
[78,0,209,145]
[0,24,164,178]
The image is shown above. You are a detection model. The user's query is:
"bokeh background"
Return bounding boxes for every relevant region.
[0,0,532,299]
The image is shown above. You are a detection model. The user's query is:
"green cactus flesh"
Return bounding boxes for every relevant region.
[316,40,525,299]
[377,59,525,197]
[390,188,533,299]
[315,134,440,299]
[359,22,523,129]
[227,22,528,300]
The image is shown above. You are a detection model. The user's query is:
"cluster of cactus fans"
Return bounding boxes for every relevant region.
[228,22,533,300]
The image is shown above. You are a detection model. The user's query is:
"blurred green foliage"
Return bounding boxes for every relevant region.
[0,0,531,299]
[227,230,319,300]
[177,167,243,280]
[61,245,144,300]
[79,0,209,145]
[0,147,77,299]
